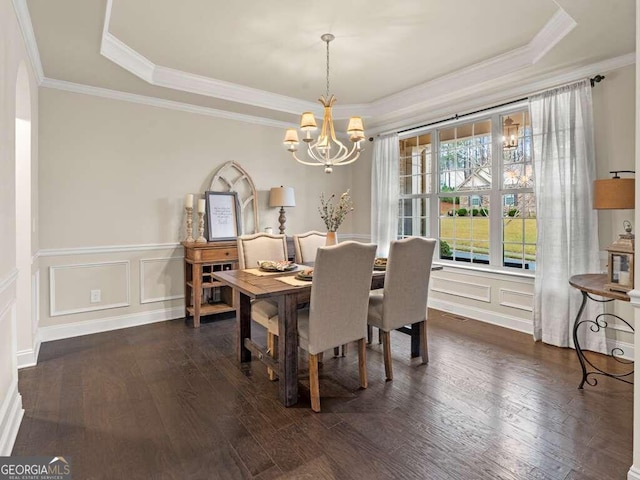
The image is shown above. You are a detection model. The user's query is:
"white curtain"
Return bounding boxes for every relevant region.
[371,134,400,257]
[529,80,605,353]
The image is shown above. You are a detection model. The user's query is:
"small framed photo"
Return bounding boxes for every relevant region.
[205,191,241,241]
[606,251,634,293]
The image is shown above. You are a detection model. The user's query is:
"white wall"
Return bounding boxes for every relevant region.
[0,0,39,456]
[37,88,357,333]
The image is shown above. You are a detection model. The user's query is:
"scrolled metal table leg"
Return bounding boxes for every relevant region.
[572,291,589,389]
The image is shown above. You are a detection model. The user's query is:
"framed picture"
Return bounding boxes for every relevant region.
[204,191,241,241]
[606,251,634,293]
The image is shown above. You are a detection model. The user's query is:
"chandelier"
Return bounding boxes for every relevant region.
[283,34,365,174]
[502,116,519,151]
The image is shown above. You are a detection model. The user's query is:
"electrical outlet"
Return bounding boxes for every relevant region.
[90,289,101,303]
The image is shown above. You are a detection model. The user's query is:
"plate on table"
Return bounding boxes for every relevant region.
[258,260,297,272]
[295,269,314,281]
[374,257,387,271]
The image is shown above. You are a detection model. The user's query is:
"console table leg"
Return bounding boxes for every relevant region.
[572,291,589,389]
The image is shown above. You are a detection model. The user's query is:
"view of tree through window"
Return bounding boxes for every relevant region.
[398,108,535,270]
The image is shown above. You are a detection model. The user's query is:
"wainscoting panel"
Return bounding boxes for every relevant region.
[499,288,534,312]
[430,276,491,303]
[140,257,184,304]
[49,261,130,316]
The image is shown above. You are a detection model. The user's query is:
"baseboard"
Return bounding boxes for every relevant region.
[606,337,634,361]
[39,306,185,342]
[0,379,24,456]
[628,465,640,480]
[429,298,533,334]
[16,329,41,369]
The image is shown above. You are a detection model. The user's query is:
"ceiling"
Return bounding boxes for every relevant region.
[23,0,636,132]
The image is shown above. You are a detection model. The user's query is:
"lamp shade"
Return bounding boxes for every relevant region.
[593,178,635,209]
[269,186,296,207]
[283,128,299,145]
[300,112,317,131]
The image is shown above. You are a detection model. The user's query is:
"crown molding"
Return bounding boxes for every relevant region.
[367,52,636,135]
[100,1,575,120]
[100,32,155,82]
[11,0,44,84]
[40,78,294,129]
[529,8,577,64]
[367,9,576,119]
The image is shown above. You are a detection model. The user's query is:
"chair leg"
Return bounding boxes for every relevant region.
[267,332,278,381]
[341,344,347,357]
[382,330,393,381]
[333,347,340,357]
[309,353,321,412]
[358,338,368,389]
[420,320,429,364]
[367,325,373,344]
[378,327,382,344]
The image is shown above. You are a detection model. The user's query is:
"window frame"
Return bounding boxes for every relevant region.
[397,101,534,274]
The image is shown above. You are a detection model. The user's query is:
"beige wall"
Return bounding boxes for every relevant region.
[37,64,636,343]
[0,0,39,455]
[37,88,360,330]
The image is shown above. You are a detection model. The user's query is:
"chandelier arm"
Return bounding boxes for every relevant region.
[326,142,361,165]
[291,150,328,166]
[330,150,362,166]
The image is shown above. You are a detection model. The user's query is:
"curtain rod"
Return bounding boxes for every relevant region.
[385,74,605,138]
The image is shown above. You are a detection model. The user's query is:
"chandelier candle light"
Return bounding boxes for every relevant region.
[283,34,365,174]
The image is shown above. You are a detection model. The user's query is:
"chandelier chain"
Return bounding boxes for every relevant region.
[325,38,330,98]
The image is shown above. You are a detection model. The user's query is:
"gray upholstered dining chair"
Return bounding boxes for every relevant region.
[292,231,328,264]
[297,241,377,412]
[367,237,436,381]
[236,233,288,380]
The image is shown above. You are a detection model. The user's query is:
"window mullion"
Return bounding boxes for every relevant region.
[431,132,440,245]
[489,113,503,267]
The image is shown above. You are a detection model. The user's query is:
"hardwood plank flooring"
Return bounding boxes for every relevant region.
[13,309,632,479]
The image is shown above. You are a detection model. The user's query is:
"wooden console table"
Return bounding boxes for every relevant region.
[569,273,633,388]
[183,241,238,327]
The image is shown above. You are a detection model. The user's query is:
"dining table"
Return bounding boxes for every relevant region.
[211,264,439,407]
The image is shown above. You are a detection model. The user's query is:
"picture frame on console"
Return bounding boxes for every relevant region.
[205,191,241,241]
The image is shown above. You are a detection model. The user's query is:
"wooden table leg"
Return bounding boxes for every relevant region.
[237,292,252,363]
[410,322,421,358]
[193,263,202,328]
[278,294,299,407]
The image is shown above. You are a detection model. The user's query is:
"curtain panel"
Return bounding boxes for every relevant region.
[529,79,605,353]
[371,134,400,257]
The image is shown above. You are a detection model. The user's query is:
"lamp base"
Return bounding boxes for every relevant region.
[278,207,286,235]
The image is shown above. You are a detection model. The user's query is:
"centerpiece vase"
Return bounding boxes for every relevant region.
[326,231,338,246]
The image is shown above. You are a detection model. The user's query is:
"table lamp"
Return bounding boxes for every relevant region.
[269,186,296,234]
[593,170,635,292]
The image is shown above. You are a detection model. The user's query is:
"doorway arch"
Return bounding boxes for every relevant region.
[14,62,35,366]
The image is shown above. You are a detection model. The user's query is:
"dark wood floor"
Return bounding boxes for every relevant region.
[13,310,632,479]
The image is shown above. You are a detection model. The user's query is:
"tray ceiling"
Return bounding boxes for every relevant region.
[24,0,635,129]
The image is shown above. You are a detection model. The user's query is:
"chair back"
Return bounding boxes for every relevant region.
[293,231,327,264]
[382,237,436,330]
[307,242,376,354]
[236,233,288,269]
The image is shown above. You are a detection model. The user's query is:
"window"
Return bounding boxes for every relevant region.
[398,108,535,270]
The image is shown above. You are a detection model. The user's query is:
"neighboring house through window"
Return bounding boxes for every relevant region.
[398,107,535,270]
